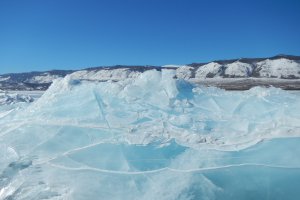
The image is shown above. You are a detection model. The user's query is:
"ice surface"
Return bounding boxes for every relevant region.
[0,92,33,106]
[0,70,300,199]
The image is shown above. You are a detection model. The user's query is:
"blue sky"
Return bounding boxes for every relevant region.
[0,0,300,74]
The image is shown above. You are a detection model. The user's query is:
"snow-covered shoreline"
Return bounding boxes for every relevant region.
[1,55,299,91]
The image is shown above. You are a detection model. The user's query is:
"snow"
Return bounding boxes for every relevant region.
[27,74,61,84]
[0,69,300,199]
[70,68,141,81]
[224,61,253,77]
[0,76,10,82]
[195,62,223,78]
[67,58,300,82]
[2,58,299,92]
[0,91,34,106]
[175,65,193,79]
[256,58,300,78]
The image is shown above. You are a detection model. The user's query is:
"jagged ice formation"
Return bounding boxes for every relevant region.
[0,70,300,199]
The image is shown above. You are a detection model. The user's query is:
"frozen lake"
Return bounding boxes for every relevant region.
[1,70,300,200]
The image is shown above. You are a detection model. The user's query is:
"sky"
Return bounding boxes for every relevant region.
[0,0,300,74]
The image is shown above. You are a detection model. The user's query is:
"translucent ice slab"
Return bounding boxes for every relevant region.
[0,70,300,199]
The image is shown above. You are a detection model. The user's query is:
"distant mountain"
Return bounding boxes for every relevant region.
[0,70,74,91]
[0,55,299,91]
[185,54,300,79]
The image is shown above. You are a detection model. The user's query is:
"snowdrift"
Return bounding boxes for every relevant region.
[0,70,300,199]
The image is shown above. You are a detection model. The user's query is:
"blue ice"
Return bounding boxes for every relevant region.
[0,70,300,199]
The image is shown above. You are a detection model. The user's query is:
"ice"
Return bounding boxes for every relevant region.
[0,92,33,106]
[0,69,300,199]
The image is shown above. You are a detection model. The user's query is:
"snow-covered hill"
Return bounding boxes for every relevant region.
[27,73,61,84]
[195,62,223,78]
[0,55,299,91]
[69,68,142,81]
[224,61,253,77]
[178,56,300,79]
[0,70,74,91]
[254,58,300,78]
